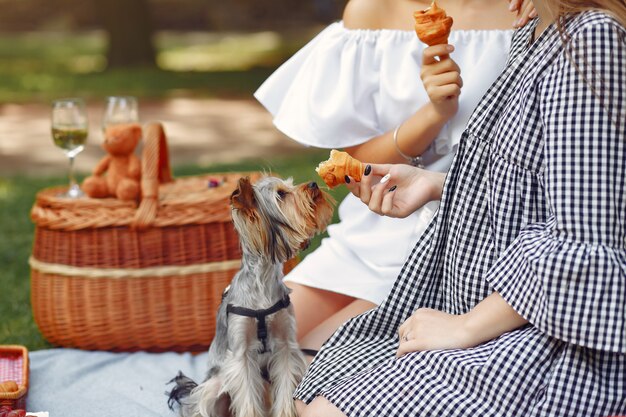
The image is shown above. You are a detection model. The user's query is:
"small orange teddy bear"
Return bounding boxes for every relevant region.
[82,123,142,201]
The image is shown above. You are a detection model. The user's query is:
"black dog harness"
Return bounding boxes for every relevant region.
[226,295,291,354]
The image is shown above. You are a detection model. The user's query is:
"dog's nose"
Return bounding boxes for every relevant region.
[308,182,318,189]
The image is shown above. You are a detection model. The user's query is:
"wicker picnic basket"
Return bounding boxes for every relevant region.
[29,122,289,352]
[0,345,29,409]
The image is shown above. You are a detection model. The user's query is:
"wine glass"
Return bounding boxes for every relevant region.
[102,96,139,130]
[51,98,88,198]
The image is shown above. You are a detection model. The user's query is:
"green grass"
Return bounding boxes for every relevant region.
[0,175,57,350]
[0,30,313,103]
[0,67,277,102]
[0,151,348,351]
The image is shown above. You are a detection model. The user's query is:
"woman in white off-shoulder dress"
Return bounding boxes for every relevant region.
[255,0,528,354]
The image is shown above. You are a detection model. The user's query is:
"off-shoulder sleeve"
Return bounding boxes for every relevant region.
[254,22,385,148]
[255,23,512,152]
[486,20,626,353]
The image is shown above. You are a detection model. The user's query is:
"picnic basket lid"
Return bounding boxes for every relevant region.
[31,122,251,231]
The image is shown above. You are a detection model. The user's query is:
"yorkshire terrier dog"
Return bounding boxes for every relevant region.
[168,175,333,417]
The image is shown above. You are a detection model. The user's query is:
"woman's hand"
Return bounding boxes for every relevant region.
[420,44,462,121]
[345,164,446,218]
[396,309,472,357]
[509,0,537,28]
[396,293,528,357]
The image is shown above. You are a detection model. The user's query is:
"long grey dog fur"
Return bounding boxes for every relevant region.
[167,176,333,417]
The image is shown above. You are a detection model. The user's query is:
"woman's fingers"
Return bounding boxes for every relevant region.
[427,84,462,101]
[399,330,414,345]
[368,163,393,178]
[423,72,463,91]
[346,163,392,202]
[508,0,522,12]
[398,319,410,340]
[345,175,360,198]
[422,44,455,65]
[396,338,423,357]
[368,181,387,214]
[398,324,406,340]
[421,54,461,78]
[358,173,374,204]
[521,0,536,25]
[513,0,536,27]
[380,186,396,216]
[367,172,395,214]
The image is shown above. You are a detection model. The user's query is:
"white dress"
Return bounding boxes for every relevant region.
[254,22,512,304]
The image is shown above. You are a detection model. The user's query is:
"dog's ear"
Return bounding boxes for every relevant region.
[231,177,256,211]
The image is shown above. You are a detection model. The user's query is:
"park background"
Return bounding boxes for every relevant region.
[0,0,350,349]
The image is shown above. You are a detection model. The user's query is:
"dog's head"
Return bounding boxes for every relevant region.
[230,176,334,263]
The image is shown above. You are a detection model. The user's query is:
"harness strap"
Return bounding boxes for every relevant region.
[226,295,291,353]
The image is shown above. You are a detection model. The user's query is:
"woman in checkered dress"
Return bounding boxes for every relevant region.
[294,3,626,416]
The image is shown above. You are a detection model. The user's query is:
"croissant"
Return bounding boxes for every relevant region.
[413,1,453,46]
[316,150,366,188]
[0,380,18,392]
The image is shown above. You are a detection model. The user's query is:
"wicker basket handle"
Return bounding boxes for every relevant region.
[132,122,173,229]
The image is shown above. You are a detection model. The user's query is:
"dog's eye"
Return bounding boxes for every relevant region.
[277,190,288,200]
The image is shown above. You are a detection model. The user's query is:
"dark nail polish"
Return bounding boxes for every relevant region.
[389,185,397,192]
[345,175,351,184]
[364,165,372,176]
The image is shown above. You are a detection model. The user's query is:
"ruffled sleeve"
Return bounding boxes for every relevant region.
[254,23,386,148]
[255,22,512,153]
[486,20,626,353]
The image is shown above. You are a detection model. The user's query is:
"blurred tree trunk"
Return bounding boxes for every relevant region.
[94,0,156,68]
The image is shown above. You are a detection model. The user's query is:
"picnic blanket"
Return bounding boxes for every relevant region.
[28,349,209,417]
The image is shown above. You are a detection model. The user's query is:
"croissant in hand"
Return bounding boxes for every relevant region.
[316,150,366,188]
[414,1,454,46]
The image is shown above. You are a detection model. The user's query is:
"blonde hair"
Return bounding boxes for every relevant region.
[548,0,626,28]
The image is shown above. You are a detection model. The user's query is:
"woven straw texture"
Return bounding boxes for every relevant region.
[0,345,29,409]
[29,122,288,352]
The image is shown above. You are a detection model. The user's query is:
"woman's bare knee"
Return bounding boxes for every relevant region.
[299,298,377,351]
[300,397,347,417]
[286,282,355,340]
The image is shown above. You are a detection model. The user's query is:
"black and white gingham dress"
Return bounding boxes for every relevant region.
[295,11,626,416]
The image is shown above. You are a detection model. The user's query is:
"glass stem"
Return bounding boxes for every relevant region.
[68,155,77,191]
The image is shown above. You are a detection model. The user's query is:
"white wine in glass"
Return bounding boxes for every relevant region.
[51,98,88,198]
[102,96,139,130]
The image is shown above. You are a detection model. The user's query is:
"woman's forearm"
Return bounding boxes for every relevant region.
[345,102,449,163]
[463,292,528,346]
[428,171,447,201]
